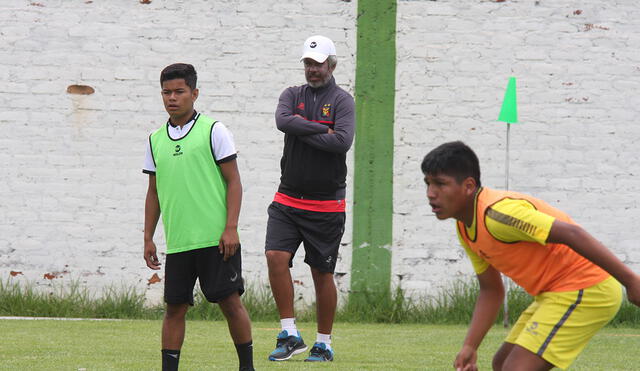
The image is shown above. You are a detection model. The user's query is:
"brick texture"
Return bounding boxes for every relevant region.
[0,0,356,306]
[1,0,638,306]
[394,0,640,298]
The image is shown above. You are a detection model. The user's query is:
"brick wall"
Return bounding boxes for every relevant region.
[394,0,640,298]
[0,0,356,305]
[1,0,638,306]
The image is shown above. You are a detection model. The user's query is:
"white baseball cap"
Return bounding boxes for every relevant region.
[300,35,336,63]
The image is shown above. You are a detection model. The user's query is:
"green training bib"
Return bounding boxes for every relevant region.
[150,114,227,254]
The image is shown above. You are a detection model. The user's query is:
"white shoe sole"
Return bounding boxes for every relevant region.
[269,345,308,361]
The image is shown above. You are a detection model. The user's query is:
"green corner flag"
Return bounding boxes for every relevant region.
[498,77,518,123]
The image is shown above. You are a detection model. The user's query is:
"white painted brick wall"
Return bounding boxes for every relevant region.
[394,0,640,298]
[0,0,356,306]
[1,0,639,308]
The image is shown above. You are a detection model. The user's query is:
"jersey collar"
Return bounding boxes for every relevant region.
[165,111,200,141]
[464,187,483,242]
[167,110,198,128]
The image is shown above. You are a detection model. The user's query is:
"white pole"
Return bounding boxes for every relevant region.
[503,123,510,328]
[505,124,510,190]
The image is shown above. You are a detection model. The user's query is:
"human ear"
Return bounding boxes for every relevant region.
[463,177,477,196]
[329,63,336,74]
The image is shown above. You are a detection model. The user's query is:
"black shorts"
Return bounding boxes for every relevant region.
[265,202,345,273]
[164,246,244,305]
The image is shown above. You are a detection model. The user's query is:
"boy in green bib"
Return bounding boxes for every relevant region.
[143,63,253,371]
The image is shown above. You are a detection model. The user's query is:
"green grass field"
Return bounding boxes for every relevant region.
[2,319,638,370]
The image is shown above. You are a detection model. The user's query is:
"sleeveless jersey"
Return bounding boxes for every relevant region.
[150,114,227,254]
[457,187,608,295]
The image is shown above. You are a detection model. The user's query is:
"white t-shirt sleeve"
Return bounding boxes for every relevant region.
[211,122,237,163]
[142,136,156,174]
[142,121,236,173]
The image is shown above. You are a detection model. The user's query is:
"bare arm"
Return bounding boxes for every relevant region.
[275,88,330,136]
[548,220,640,306]
[298,94,355,154]
[218,159,242,261]
[143,174,161,270]
[454,266,505,371]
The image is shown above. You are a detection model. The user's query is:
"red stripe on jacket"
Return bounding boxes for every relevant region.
[298,114,334,125]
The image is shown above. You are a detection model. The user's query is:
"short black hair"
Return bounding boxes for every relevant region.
[160,63,197,90]
[421,141,481,187]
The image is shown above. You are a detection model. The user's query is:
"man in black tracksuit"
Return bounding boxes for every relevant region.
[265,35,355,363]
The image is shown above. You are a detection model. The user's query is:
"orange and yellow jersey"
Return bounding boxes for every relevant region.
[457,187,609,296]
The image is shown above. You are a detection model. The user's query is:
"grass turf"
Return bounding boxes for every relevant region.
[1,319,638,370]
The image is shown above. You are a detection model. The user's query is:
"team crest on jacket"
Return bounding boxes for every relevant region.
[321,103,331,118]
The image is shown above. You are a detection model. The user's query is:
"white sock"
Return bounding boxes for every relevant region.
[280,318,298,337]
[316,333,332,349]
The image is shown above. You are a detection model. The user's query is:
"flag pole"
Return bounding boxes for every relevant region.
[498,76,517,328]
[503,123,510,328]
[505,124,510,192]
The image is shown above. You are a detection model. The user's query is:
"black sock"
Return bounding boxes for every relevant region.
[235,341,254,370]
[161,349,180,371]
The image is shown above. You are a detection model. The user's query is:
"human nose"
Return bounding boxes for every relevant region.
[427,185,436,200]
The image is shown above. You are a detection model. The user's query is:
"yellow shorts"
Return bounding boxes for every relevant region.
[505,276,622,370]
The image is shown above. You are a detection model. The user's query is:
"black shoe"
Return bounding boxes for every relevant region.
[268,330,307,361]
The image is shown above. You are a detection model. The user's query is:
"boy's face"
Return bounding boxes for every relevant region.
[161,78,198,119]
[424,172,475,221]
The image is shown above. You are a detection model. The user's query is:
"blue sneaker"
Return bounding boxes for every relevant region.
[304,342,334,362]
[268,330,307,361]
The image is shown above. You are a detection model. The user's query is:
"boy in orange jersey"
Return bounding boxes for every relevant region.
[421,141,640,371]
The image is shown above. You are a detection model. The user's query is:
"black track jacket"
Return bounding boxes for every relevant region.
[275,76,355,201]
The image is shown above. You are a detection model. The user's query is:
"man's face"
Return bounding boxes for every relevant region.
[424,172,474,221]
[161,78,198,119]
[303,58,335,88]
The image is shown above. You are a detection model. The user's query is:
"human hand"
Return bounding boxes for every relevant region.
[328,127,335,134]
[626,275,640,307]
[143,240,161,270]
[219,226,240,261]
[453,345,478,371]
